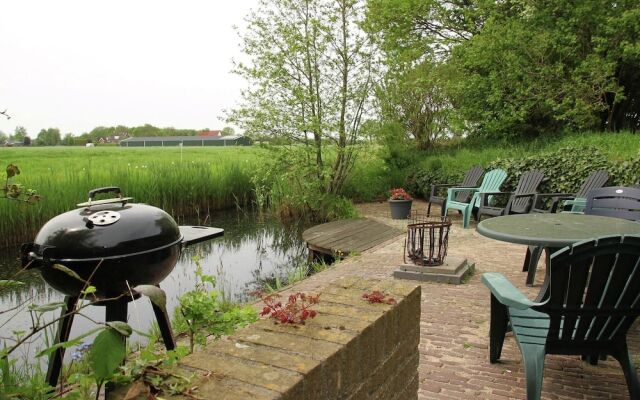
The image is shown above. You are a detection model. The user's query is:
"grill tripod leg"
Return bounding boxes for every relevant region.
[46,295,79,388]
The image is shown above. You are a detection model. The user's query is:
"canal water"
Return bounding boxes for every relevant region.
[0,209,308,362]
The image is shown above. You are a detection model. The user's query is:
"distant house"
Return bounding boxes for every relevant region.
[119,135,252,147]
[98,133,130,144]
[198,130,221,137]
[4,141,24,147]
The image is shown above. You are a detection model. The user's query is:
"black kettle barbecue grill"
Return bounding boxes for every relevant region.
[21,187,224,387]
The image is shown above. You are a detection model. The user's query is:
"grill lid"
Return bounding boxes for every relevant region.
[30,187,182,261]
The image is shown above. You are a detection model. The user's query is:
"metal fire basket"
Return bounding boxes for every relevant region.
[404,213,452,266]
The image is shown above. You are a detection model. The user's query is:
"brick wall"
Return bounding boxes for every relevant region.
[165,278,421,400]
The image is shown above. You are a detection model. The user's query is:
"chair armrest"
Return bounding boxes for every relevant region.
[533,192,576,213]
[535,192,574,198]
[478,191,511,207]
[430,183,460,198]
[512,192,537,198]
[479,191,511,196]
[481,272,545,310]
[447,187,479,202]
[431,183,461,189]
[429,183,470,197]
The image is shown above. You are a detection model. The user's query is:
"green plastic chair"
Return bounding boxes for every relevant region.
[427,165,484,216]
[444,169,507,228]
[531,170,609,213]
[482,235,640,400]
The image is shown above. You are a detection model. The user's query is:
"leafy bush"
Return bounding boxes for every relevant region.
[609,153,640,186]
[173,259,257,353]
[251,148,359,222]
[489,147,640,194]
[405,159,465,199]
[488,147,611,194]
[342,153,405,202]
[406,146,640,201]
[375,121,419,170]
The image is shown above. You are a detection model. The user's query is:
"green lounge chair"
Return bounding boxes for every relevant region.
[532,169,609,213]
[523,170,610,283]
[477,169,545,221]
[482,235,640,400]
[427,165,484,216]
[584,186,640,221]
[444,169,507,228]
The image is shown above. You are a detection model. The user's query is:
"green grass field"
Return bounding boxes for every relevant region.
[0,146,268,247]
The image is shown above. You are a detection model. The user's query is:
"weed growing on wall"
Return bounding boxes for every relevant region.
[173,257,257,354]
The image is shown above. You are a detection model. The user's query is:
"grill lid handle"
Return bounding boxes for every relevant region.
[77,187,133,209]
[88,187,122,200]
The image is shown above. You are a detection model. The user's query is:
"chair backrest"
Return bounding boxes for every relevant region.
[537,235,640,346]
[584,186,640,221]
[471,169,507,207]
[575,170,609,198]
[461,165,485,187]
[453,165,485,202]
[510,169,545,213]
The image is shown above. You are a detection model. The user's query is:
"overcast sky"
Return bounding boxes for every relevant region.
[0,0,259,136]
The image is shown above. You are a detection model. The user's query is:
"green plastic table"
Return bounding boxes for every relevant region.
[477,213,640,292]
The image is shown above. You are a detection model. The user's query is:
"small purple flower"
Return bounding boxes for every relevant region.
[77,340,92,351]
[70,340,92,361]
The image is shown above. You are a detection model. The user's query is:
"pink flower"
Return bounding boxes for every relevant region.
[389,188,412,200]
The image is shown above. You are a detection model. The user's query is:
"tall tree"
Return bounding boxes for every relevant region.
[366,0,640,138]
[36,128,61,146]
[229,0,377,195]
[446,0,640,136]
[375,58,452,149]
[364,0,482,148]
[62,133,76,146]
[220,126,235,136]
[11,126,27,141]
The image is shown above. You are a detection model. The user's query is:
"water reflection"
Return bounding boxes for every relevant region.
[0,210,308,362]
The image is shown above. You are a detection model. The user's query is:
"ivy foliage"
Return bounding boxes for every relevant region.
[409,147,640,198]
[489,147,640,194]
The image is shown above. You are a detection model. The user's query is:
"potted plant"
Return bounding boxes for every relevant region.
[388,188,413,219]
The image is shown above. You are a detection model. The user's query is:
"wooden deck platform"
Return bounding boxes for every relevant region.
[302,218,403,258]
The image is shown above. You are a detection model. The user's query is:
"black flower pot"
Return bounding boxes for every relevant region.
[389,199,413,219]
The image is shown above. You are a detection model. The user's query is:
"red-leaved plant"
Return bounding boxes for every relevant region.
[257,292,320,324]
[362,290,397,305]
[388,188,412,201]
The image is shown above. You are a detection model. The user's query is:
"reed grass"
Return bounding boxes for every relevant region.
[0,147,266,247]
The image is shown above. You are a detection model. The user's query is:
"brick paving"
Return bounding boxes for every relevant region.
[288,200,639,400]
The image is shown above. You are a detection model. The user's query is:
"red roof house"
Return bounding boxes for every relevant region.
[198,130,221,137]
